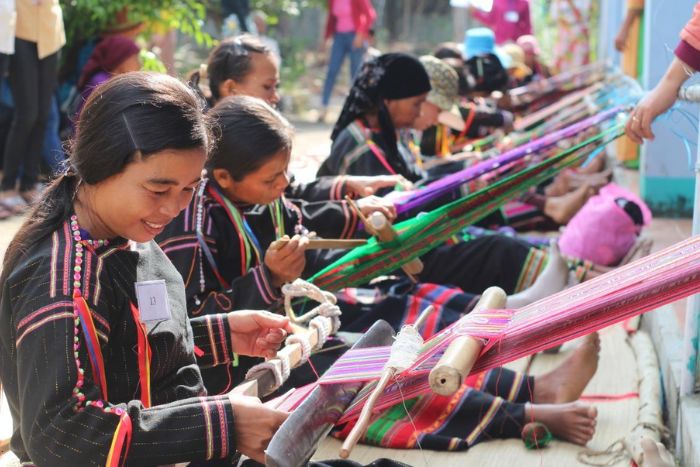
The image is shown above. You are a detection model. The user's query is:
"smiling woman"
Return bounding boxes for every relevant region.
[0,72,295,465]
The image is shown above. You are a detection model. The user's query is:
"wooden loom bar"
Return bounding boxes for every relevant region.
[234,319,331,398]
[273,238,368,250]
[368,211,424,276]
[429,287,507,396]
[344,195,424,280]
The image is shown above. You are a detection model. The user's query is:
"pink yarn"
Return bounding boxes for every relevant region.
[558,183,651,266]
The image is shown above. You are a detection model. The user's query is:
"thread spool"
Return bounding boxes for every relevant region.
[429,287,506,396]
[368,212,423,275]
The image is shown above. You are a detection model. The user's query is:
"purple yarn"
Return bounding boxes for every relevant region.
[393,107,621,214]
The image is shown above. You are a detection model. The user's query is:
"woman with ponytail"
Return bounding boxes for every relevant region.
[190,34,281,108]
[192,34,409,202]
[0,72,293,466]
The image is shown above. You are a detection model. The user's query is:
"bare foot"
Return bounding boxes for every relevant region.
[577,151,607,174]
[544,172,571,197]
[567,169,612,190]
[534,332,600,403]
[641,438,675,467]
[544,183,596,225]
[527,402,597,445]
[506,241,569,308]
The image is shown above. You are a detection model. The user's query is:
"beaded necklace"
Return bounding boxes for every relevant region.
[195,182,230,291]
[68,214,133,467]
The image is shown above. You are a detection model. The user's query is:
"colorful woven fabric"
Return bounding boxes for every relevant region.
[310,122,624,291]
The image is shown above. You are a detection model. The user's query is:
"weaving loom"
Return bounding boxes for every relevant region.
[393,104,621,215]
[265,235,700,466]
[310,118,625,291]
[509,62,607,109]
[307,71,644,292]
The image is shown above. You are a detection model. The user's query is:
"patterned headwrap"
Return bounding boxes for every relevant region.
[331,53,431,162]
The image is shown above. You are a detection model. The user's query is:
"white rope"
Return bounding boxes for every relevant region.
[244,353,291,390]
[285,333,312,364]
[386,325,424,372]
[244,280,342,393]
[309,316,333,351]
[282,279,338,324]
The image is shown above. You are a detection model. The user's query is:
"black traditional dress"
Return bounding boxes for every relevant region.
[157,181,541,452]
[0,218,239,466]
[157,179,477,394]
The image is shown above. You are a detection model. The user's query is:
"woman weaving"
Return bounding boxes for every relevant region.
[318,52,601,227]
[0,73,293,465]
[190,34,408,202]
[156,96,601,451]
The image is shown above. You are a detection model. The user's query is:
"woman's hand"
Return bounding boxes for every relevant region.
[615,26,629,52]
[352,34,365,50]
[626,57,693,144]
[625,82,680,144]
[344,175,413,197]
[355,195,397,222]
[228,394,289,463]
[227,310,293,359]
[265,234,309,287]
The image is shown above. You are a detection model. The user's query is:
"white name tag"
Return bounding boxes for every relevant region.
[504,10,519,22]
[135,280,172,323]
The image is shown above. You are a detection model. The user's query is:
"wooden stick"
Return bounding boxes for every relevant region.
[514,83,603,131]
[236,317,330,398]
[344,196,374,234]
[340,368,396,458]
[273,238,367,250]
[413,305,435,330]
[367,211,424,277]
[344,196,422,282]
[340,305,436,459]
[429,287,506,396]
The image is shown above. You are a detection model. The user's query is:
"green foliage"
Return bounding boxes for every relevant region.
[278,37,311,91]
[139,50,167,73]
[250,0,325,22]
[60,0,213,47]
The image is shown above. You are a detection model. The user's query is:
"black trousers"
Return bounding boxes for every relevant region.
[420,235,536,295]
[1,39,58,191]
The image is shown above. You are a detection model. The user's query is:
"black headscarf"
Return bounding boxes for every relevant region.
[331,53,431,163]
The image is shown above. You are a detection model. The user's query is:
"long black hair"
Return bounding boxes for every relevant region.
[190,34,272,106]
[208,95,292,181]
[1,72,211,285]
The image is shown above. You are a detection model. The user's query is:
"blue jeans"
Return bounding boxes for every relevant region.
[322,31,365,107]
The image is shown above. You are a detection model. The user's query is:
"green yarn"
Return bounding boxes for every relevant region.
[521,422,553,450]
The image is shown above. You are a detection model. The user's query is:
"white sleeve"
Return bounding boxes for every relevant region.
[0,0,16,55]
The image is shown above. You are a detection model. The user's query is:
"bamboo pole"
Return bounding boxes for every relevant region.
[429,287,506,396]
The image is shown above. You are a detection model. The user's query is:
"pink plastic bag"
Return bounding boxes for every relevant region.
[558,183,651,266]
